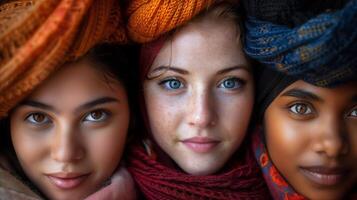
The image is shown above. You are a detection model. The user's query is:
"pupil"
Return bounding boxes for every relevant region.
[224,80,234,88]
[170,80,180,89]
[91,111,102,119]
[297,104,306,113]
[34,114,44,122]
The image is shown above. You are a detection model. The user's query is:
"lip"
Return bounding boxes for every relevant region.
[46,172,90,189]
[299,166,348,186]
[181,137,220,153]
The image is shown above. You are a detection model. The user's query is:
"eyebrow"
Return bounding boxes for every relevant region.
[150,65,250,75]
[19,100,56,112]
[75,97,120,112]
[150,66,189,75]
[216,65,251,75]
[281,89,323,102]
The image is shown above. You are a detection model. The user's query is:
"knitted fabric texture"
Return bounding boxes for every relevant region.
[126,0,214,43]
[244,0,357,87]
[128,141,271,200]
[241,0,348,27]
[0,0,128,119]
[251,129,306,200]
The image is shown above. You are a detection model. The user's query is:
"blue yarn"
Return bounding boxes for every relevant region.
[244,0,357,86]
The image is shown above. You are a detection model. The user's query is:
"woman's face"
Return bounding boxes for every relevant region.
[264,80,357,200]
[143,18,254,175]
[10,61,130,200]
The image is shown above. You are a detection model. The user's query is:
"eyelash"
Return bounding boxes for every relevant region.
[25,112,52,126]
[217,77,245,90]
[347,106,357,118]
[82,109,111,123]
[158,77,185,91]
[286,101,316,118]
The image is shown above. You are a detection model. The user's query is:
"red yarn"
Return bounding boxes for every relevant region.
[128,141,271,200]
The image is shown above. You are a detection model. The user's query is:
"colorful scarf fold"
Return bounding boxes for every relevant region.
[251,129,306,200]
[244,0,357,87]
[127,140,271,200]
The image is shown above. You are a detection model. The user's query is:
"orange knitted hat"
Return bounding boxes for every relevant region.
[0,0,128,119]
[126,0,215,43]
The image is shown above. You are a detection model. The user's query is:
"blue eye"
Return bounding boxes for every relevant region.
[289,103,313,115]
[159,79,184,90]
[26,113,51,125]
[218,77,243,90]
[83,110,109,122]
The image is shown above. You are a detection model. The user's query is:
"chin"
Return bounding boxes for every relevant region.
[179,161,223,176]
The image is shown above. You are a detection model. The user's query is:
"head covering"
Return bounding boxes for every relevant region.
[0,0,128,119]
[255,67,297,120]
[243,0,357,87]
[242,0,348,27]
[126,0,215,43]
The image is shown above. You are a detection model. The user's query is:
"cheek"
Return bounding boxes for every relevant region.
[144,88,181,140]
[10,123,48,166]
[87,124,128,171]
[264,107,308,170]
[219,91,254,139]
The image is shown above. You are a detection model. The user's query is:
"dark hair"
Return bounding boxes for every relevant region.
[0,43,140,197]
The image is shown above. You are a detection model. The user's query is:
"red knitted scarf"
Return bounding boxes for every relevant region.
[127,140,271,200]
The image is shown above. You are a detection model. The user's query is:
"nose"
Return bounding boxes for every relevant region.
[51,124,84,162]
[313,116,349,158]
[187,88,217,128]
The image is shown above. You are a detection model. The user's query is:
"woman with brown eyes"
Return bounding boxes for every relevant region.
[1,44,137,200]
[252,67,357,200]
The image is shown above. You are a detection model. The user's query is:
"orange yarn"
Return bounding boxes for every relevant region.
[0,0,128,119]
[126,0,214,43]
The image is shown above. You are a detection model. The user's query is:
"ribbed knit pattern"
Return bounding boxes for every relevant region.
[126,0,214,43]
[0,0,128,119]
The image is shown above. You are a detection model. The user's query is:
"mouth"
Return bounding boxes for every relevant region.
[46,172,90,190]
[299,166,348,186]
[181,137,220,153]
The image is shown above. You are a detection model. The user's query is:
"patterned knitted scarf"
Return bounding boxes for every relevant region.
[128,139,271,200]
[244,0,357,87]
[251,129,306,200]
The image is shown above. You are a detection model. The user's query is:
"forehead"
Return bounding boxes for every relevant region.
[150,18,248,73]
[26,61,125,105]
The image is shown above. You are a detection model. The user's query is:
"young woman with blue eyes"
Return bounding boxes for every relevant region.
[2,44,137,200]
[253,67,357,200]
[127,3,270,200]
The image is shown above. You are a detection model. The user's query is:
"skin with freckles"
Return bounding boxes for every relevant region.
[264,80,357,200]
[10,60,130,200]
[143,17,254,175]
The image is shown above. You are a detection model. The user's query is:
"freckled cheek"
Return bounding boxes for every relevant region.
[145,93,183,135]
[219,95,254,137]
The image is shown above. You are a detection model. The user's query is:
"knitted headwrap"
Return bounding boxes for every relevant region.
[242,0,348,28]
[0,0,128,119]
[243,0,357,87]
[126,0,214,43]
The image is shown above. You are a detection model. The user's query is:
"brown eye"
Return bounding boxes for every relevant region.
[84,110,109,122]
[289,103,313,115]
[26,113,51,125]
